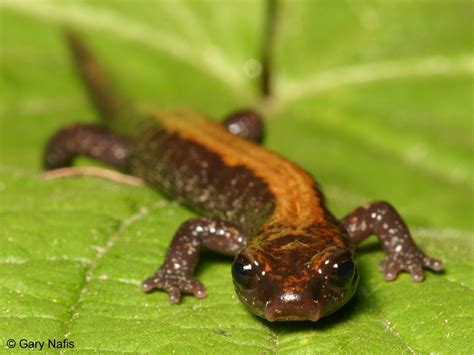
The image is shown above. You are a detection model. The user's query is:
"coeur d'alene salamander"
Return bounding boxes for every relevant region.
[43,31,443,322]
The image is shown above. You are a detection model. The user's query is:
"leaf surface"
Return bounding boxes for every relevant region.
[1,0,472,353]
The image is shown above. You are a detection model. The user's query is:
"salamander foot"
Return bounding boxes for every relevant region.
[141,270,206,304]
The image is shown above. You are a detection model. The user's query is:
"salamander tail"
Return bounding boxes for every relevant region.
[64,29,137,135]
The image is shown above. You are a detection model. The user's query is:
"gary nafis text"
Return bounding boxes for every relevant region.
[6,338,74,350]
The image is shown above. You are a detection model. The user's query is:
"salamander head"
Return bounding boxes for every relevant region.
[231,233,359,322]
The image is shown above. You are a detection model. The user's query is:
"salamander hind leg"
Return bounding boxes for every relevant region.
[141,218,248,303]
[341,201,443,281]
[223,109,264,143]
[44,123,131,170]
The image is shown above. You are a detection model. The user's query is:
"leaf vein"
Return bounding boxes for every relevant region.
[359,285,416,353]
[279,54,474,102]
[59,201,165,353]
[443,277,474,292]
[0,0,249,99]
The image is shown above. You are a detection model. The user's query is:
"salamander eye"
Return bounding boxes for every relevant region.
[330,258,356,288]
[337,260,355,282]
[232,255,257,290]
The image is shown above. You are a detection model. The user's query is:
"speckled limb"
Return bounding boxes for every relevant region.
[341,201,443,281]
[141,218,248,303]
[223,109,264,143]
[43,123,131,170]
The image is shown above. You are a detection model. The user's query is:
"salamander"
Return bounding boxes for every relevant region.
[43,31,443,322]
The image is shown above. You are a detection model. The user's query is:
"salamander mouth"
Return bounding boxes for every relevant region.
[263,304,320,322]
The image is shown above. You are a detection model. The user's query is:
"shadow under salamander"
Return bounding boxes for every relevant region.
[257,292,360,333]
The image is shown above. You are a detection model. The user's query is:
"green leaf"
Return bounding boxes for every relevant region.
[1,0,472,353]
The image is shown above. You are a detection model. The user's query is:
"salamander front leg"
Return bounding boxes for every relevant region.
[44,123,131,170]
[223,109,264,143]
[141,218,248,303]
[341,201,443,281]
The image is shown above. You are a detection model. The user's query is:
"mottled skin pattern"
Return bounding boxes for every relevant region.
[43,31,444,322]
[130,118,274,235]
[44,124,131,170]
[341,202,443,282]
[141,218,247,304]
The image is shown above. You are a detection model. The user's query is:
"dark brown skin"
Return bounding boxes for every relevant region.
[43,31,443,322]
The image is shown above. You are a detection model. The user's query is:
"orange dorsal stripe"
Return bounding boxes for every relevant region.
[154,109,324,227]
